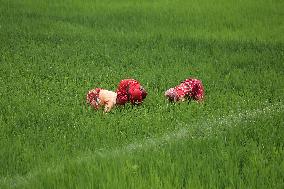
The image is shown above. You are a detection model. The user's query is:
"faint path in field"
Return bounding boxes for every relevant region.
[1,102,283,188]
[99,102,284,157]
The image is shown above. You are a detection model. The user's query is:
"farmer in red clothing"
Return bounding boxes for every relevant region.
[165,78,204,102]
[116,79,147,105]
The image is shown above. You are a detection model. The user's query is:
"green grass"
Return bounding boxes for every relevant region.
[0,0,284,188]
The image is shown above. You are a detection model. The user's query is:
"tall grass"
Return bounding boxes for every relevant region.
[0,0,283,188]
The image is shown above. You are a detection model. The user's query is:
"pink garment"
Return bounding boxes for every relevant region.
[165,78,204,102]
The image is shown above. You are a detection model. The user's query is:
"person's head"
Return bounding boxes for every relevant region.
[86,88,101,109]
[164,88,178,102]
[86,91,95,103]
[140,86,147,100]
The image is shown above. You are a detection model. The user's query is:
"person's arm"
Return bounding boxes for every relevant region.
[116,81,129,105]
[104,101,115,112]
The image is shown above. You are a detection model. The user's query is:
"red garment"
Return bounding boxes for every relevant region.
[116,79,147,105]
[166,78,204,102]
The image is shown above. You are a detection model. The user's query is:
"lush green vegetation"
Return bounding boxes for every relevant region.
[0,0,283,188]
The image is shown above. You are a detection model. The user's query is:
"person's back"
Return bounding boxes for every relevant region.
[99,89,117,112]
[116,79,147,105]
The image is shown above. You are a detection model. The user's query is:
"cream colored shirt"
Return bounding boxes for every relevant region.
[98,89,117,112]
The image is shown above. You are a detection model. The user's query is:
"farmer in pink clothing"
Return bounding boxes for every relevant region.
[165,78,204,102]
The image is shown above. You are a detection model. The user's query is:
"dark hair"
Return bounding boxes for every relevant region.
[140,86,147,100]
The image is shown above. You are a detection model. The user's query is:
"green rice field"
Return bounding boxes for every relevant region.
[0,0,284,188]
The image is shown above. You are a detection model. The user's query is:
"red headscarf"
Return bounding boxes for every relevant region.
[86,88,101,109]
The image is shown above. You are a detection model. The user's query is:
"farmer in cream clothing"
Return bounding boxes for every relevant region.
[86,88,117,113]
